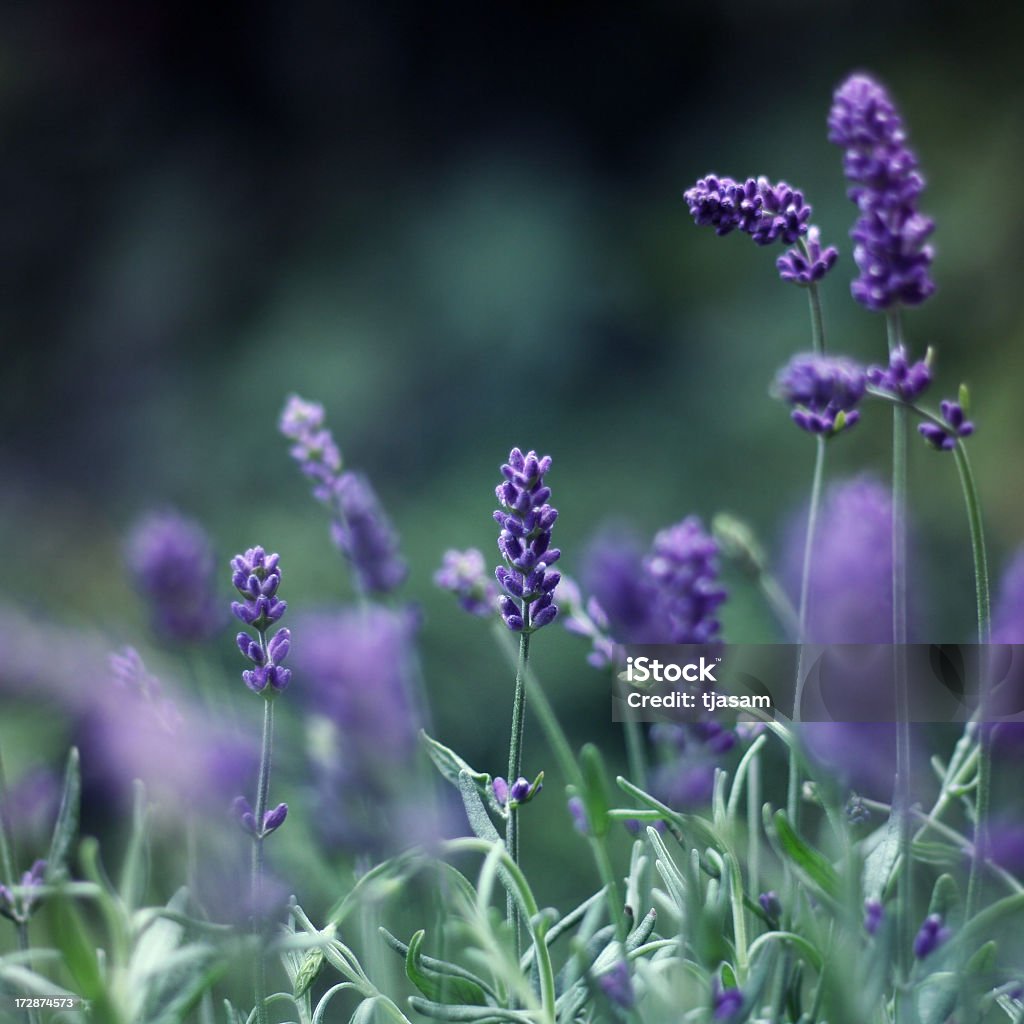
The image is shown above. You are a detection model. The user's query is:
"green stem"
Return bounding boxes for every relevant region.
[787,434,827,829]
[589,836,627,939]
[505,628,531,960]
[616,667,648,790]
[807,282,826,354]
[0,745,18,895]
[957,443,992,919]
[748,749,761,900]
[252,696,275,1024]
[16,922,42,1024]
[887,311,913,1021]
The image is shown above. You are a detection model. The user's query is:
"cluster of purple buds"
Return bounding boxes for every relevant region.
[280,395,407,595]
[232,547,291,695]
[0,860,47,923]
[758,891,782,922]
[863,897,884,935]
[684,175,811,246]
[776,226,839,286]
[919,395,974,451]
[434,548,498,618]
[494,448,561,632]
[829,73,935,310]
[774,353,866,436]
[492,773,543,811]
[913,913,951,959]
[644,517,726,645]
[712,979,745,1022]
[125,510,221,644]
[558,576,618,668]
[232,796,288,839]
[866,345,932,400]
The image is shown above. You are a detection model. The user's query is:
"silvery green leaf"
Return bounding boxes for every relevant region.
[408,997,533,1021]
[927,874,962,930]
[381,928,496,1002]
[458,771,500,844]
[917,971,960,1024]
[421,731,491,794]
[862,806,900,901]
[45,747,81,884]
[625,908,658,953]
[294,948,325,998]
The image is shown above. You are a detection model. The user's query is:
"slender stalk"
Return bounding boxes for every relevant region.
[505,627,531,959]
[787,434,827,829]
[957,443,992,918]
[252,696,275,1024]
[617,667,648,790]
[806,281,826,354]
[0,746,17,897]
[15,923,42,1024]
[886,311,913,1021]
[748,749,761,899]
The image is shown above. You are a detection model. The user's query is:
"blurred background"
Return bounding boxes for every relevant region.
[3,0,1024,930]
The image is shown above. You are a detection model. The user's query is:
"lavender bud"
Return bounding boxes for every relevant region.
[233,795,258,836]
[712,980,745,1022]
[262,802,288,835]
[864,897,884,935]
[509,777,532,803]
[913,913,951,958]
[776,226,840,286]
[758,891,782,920]
[597,960,635,1009]
[493,777,509,806]
[435,549,498,617]
[866,345,931,401]
[568,796,591,835]
[232,549,290,696]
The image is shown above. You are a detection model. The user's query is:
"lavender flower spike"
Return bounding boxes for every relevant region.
[919,395,974,451]
[867,345,932,401]
[776,226,839,286]
[829,73,935,310]
[279,394,343,504]
[331,472,408,594]
[126,510,221,643]
[684,175,811,245]
[494,448,561,632]
[232,547,291,695]
[774,353,866,436]
[434,548,498,617]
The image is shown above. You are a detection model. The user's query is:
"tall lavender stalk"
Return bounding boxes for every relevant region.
[830,71,936,1007]
[231,547,291,1024]
[493,448,560,954]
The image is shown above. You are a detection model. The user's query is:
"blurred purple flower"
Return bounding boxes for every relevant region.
[125,510,221,644]
[597,960,635,1009]
[776,226,839,286]
[580,527,660,644]
[293,605,430,853]
[864,898,884,935]
[279,394,343,503]
[684,175,811,246]
[919,398,974,451]
[994,549,1024,644]
[434,548,498,618]
[774,353,866,436]
[2,768,60,849]
[913,913,950,959]
[867,345,931,401]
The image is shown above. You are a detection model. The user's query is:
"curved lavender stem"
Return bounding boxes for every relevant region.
[252,695,274,1024]
[505,628,530,958]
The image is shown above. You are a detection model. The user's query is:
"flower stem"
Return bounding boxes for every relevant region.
[506,627,531,959]
[0,746,18,896]
[617,668,648,790]
[252,696,275,1024]
[807,282,826,354]
[787,433,827,829]
[886,311,913,1019]
[956,442,992,919]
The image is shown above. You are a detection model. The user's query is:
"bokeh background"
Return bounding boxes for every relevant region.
[3,0,1024,926]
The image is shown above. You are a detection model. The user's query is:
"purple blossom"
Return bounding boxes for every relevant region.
[0,860,47,923]
[580,528,660,644]
[125,510,221,643]
[597,960,635,1009]
[712,979,744,1022]
[913,913,951,959]
[434,548,498,618]
[651,760,715,810]
[231,547,291,694]
[279,394,343,503]
[919,398,974,451]
[993,549,1024,644]
[864,898,884,935]
[829,73,935,311]
[684,175,811,246]
[292,606,427,854]
[644,517,726,645]
[494,448,560,632]
[234,797,288,837]
[558,575,618,668]
[867,345,932,401]
[331,472,408,594]
[493,775,543,808]
[280,394,407,595]
[774,353,866,436]
[776,226,840,286]
[568,796,590,835]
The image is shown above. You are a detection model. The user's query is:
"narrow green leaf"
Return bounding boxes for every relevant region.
[119,780,149,912]
[862,808,901,901]
[45,747,81,883]
[927,874,962,930]
[404,929,489,1007]
[44,891,105,1002]
[768,809,840,903]
[917,971,959,1024]
[381,928,495,1001]
[625,908,657,953]
[421,731,491,792]
[294,947,325,998]
[408,997,533,1022]
[580,744,611,838]
[458,771,500,844]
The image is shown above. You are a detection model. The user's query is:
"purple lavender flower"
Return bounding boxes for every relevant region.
[774,354,866,436]
[866,345,931,401]
[125,510,220,643]
[776,226,839,286]
[993,549,1024,644]
[580,527,660,644]
[0,860,47,923]
[644,517,726,645]
[684,175,811,245]
[558,575,618,668]
[234,797,288,837]
[829,73,935,311]
[493,775,543,808]
[279,394,343,503]
[280,394,407,595]
[597,960,635,1009]
[231,547,291,695]
[434,548,498,617]
[331,473,408,594]
[651,760,715,810]
[919,397,974,451]
[712,979,745,1022]
[293,606,427,854]
[568,795,590,835]
[494,448,561,632]
[864,898,884,935]
[913,913,951,959]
